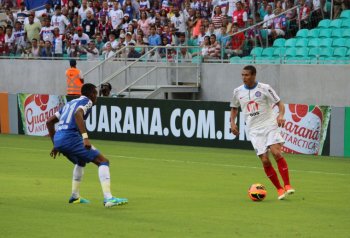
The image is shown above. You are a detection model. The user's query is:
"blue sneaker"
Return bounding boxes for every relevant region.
[104,197,128,208]
[69,196,90,204]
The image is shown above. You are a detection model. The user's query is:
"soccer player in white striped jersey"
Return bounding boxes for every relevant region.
[230,65,295,200]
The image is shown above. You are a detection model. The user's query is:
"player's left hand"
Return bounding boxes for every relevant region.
[277,115,286,128]
[50,148,60,159]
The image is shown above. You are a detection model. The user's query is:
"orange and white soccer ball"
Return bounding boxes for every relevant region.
[248,183,267,201]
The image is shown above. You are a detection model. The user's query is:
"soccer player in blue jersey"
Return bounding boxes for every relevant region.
[46,83,128,208]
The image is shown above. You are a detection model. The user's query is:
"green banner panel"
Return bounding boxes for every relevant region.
[344,107,350,157]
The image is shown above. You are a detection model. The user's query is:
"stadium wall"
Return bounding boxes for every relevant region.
[0,60,350,106]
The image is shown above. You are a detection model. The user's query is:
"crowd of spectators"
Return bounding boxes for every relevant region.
[0,0,349,61]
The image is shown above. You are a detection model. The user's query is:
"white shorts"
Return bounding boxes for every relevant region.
[249,125,285,156]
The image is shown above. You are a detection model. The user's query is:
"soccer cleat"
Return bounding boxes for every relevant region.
[69,196,90,204]
[277,189,286,200]
[285,185,295,196]
[104,197,128,208]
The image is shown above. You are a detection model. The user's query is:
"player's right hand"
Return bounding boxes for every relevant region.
[50,148,60,159]
[84,138,92,150]
[230,124,239,136]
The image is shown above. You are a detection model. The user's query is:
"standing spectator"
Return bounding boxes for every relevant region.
[123,0,135,20]
[15,2,28,24]
[82,10,98,39]
[212,6,224,29]
[269,8,286,39]
[24,14,41,43]
[218,0,229,16]
[205,22,217,37]
[78,0,94,24]
[51,5,71,35]
[176,47,192,62]
[99,1,110,19]
[52,27,65,57]
[298,0,311,29]
[230,65,295,200]
[67,0,79,19]
[13,21,25,54]
[4,26,15,54]
[139,0,151,12]
[192,35,210,58]
[97,14,113,42]
[109,1,124,30]
[66,59,84,96]
[262,5,274,29]
[198,0,211,18]
[148,25,161,46]
[170,7,187,34]
[72,26,90,46]
[40,18,54,43]
[138,11,151,37]
[232,1,247,29]
[258,0,269,19]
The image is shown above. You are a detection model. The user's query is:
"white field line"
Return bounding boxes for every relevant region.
[0,146,349,176]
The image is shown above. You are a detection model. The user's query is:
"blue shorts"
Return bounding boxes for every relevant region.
[54,133,100,167]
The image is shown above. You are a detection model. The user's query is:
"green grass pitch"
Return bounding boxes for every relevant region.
[1,134,350,238]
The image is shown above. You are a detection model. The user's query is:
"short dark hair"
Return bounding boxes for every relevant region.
[243,65,257,75]
[81,83,96,96]
[69,59,76,67]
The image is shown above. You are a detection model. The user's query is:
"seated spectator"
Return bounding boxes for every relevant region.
[135,33,147,55]
[40,40,53,58]
[84,41,99,61]
[176,47,192,62]
[159,36,170,58]
[103,32,118,50]
[268,8,286,39]
[95,34,105,54]
[196,24,206,46]
[192,35,210,58]
[127,42,142,59]
[205,22,217,37]
[207,34,221,59]
[225,24,245,57]
[31,38,40,58]
[217,25,230,49]
[102,42,115,59]
[99,82,117,97]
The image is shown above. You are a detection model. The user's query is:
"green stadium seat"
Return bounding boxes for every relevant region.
[333,47,348,57]
[261,47,275,57]
[308,38,320,48]
[332,38,346,47]
[192,55,203,63]
[229,56,242,64]
[345,40,350,48]
[347,48,350,56]
[296,29,309,38]
[273,38,286,48]
[329,19,343,28]
[273,47,286,57]
[250,47,263,57]
[319,38,333,47]
[307,29,320,38]
[285,38,297,48]
[308,48,320,57]
[341,19,350,28]
[331,29,343,38]
[295,38,309,48]
[340,10,350,19]
[295,47,309,57]
[319,47,334,57]
[241,56,253,64]
[285,48,296,57]
[319,29,332,38]
[317,19,331,28]
[342,29,350,38]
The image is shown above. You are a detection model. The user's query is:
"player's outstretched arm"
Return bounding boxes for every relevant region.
[75,108,91,149]
[230,107,239,136]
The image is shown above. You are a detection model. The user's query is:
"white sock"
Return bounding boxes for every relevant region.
[99,165,113,199]
[72,164,84,199]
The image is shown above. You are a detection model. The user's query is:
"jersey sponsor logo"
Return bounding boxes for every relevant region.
[255,91,261,97]
[246,101,260,117]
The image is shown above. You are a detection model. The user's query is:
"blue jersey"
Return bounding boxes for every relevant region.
[55,96,93,137]
[53,96,98,166]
